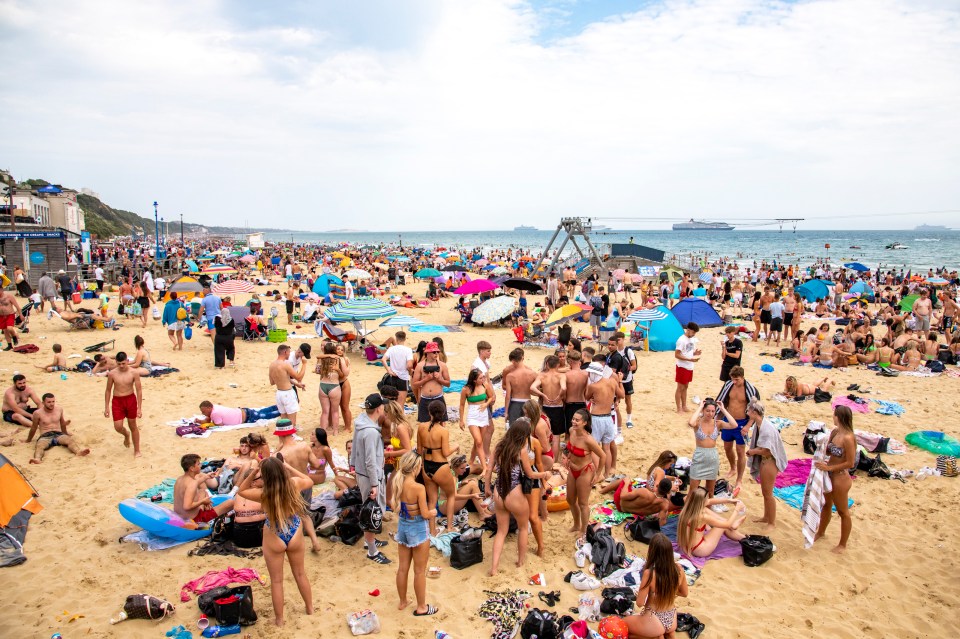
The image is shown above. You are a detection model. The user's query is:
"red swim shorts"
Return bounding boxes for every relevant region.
[111,394,138,421]
[193,508,218,523]
[0,314,15,329]
[675,366,693,385]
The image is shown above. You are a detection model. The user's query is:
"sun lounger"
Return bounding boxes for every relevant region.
[84,339,116,353]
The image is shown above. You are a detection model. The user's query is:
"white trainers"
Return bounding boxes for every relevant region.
[570,571,602,591]
[574,542,592,568]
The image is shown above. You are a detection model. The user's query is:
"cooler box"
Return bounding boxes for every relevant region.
[267,329,288,343]
[72,292,82,304]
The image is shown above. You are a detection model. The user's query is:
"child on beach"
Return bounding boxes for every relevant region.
[36,343,66,372]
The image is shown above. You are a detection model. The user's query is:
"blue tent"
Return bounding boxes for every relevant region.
[849,281,873,296]
[312,273,344,297]
[808,278,836,289]
[796,280,829,302]
[669,298,724,328]
[648,305,685,352]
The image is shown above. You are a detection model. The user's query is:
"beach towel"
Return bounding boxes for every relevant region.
[120,529,189,551]
[777,483,853,513]
[872,399,905,417]
[775,459,813,488]
[166,410,276,438]
[813,362,833,369]
[900,369,941,378]
[180,567,265,602]
[831,396,871,414]
[428,530,461,557]
[768,416,795,431]
[443,379,467,394]
[660,518,741,568]
[492,407,505,419]
[136,478,177,504]
[800,445,831,549]
[408,324,449,333]
[146,366,180,377]
[478,589,533,639]
[590,501,635,526]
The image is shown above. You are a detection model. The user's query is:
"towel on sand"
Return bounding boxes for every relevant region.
[872,399,905,416]
[832,396,871,414]
[137,478,177,504]
[777,483,854,512]
[661,517,742,568]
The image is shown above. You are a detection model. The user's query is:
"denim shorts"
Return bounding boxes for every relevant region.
[396,515,429,548]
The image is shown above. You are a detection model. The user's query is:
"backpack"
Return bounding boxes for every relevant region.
[867,455,892,480]
[740,534,775,567]
[197,585,257,626]
[936,456,958,478]
[803,422,825,455]
[924,360,945,373]
[334,506,363,545]
[358,498,383,534]
[625,515,660,544]
[520,608,559,639]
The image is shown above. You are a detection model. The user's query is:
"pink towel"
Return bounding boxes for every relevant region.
[831,396,870,414]
[180,567,265,602]
[774,458,813,488]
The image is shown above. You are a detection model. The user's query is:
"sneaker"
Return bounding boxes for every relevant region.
[367,551,391,564]
[570,571,601,591]
[614,434,624,446]
[626,420,634,429]
[574,542,592,568]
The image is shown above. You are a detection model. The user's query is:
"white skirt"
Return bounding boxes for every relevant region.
[466,403,490,427]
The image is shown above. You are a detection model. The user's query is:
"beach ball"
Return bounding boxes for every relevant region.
[761,363,774,373]
[597,616,629,639]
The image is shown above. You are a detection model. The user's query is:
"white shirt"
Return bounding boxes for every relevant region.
[94,267,104,281]
[155,277,166,291]
[345,280,354,300]
[384,345,413,380]
[675,334,698,371]
[472,356,490,376]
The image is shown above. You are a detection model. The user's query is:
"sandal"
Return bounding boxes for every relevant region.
[538,591,559,607]
[367,552,392,564]
[413,604,439,616]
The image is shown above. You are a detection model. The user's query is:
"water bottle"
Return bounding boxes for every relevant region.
[109,611,128,624]
[202,624,240,637]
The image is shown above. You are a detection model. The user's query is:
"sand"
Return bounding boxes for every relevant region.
[0,282,957,639]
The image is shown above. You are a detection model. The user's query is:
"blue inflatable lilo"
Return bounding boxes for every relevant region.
[118,495,228,541]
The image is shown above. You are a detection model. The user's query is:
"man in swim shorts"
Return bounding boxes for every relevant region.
[0,288,22,351]
[503,348,537,427]
[24,392,90,463]
[585,359,624,481]
[199,400,281,426]
[174,453,235,522]
[715,366,759,491]
[531,354,566,456]
[104,352,143,457]
[269,344,306,425]
[3,374,40,426]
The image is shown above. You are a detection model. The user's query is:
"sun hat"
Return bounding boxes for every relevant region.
[424,342,440,353]
[273,419,296,437]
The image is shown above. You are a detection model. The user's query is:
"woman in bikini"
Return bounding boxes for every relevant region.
[856,333,878,364]
[380,385,412,506]
[624,533,689,639]
[687,399,735,499]
[519,401,547,556]
[439,455,492,519]
[750,291,762,341]
[484,417,549,575]
[231,464,266,548]
[646,450,683,507]
[236,457,313,626]
[458,368,495,475]
[390,450,438,617]
[523,399,555,473]
[814,405,857,553]
[308,428,337,485]
[797,331,818,363]
[892,340,923,370]
[417,400,459,535]
[676,487,746,559]
[745,401,787,532]
[316,342,344,434]
[335,342,352,432]
[130,335,170,373]
[564,409,606,540]
[784,375,834,398]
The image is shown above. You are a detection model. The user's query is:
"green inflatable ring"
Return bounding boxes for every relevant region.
[905,431,960,457]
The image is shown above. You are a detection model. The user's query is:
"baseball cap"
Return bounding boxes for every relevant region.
[362,393,385,410]
[273,418,296,437]
[299,343,312,359]
[424,342,440,353]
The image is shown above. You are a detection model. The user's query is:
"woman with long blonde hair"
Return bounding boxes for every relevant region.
[381,385,412,506]
[390,450,437,616]
[236,457,313,626]
[316,342,344,434]
[676,486,745,559]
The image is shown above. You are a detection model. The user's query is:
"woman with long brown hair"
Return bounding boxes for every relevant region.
[521,399,547,556]
[236,457,313,626]
[316,342,344,434]
[335,342,353,432]
[624,532,689,638]
[676,487,745,559]
[417,400,459,535]
[564,409,605,540]
[813,405,856,553]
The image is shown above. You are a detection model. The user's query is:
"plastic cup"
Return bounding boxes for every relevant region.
[197,615,209,629]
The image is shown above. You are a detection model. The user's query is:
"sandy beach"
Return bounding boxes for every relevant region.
[0,280,957,639]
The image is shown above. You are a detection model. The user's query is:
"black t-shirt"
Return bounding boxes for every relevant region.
[606,350,625,375]
[557,324,572,344]
[57,275,72,292]
[723,338,743,366]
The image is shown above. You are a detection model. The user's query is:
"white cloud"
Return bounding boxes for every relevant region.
[1,0,958,230]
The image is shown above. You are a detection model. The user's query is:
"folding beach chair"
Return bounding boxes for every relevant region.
[84,339,115,353]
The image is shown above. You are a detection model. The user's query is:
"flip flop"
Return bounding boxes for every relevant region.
[413,604,439,616]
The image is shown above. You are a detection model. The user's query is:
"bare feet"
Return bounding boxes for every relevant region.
[725,468,736,480]
[311,543,321,553]
[78,448,91,456]
[535,545,545,558]
[398,599,411,611]
[567,523,579,533]
[487,567,497,577]
[752,517,769,524]
[274,617,284,627]
[122,430,130,448]
[29,458,41,464]
[761,523,776,533]
[831,544,846,554]
[134,452,142,458]
[813,533,824,543]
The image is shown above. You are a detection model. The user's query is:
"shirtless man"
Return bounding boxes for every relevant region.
[173,453,235,523]
[912,288,933,333]
[599,478,673,524]
[104,352,143,456]
[3,374,40,427]
[25,393,90,463]
[584,359,624,480]
[273,419,323,552]
[715,366,759,493]
[0,288,22,350]
[502,348,537,427]
[563,350,588,443]
[941,290,958,334]
[284,282,298,324]
[758,286,774,338]
[530,355,566,458]
[411,341,451,424]
[92,353,117,375]
[783,292,798,342]
[269,344,307,425]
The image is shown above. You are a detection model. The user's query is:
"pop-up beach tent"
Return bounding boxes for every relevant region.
[647,305,685,352]
[0,454,42,567]
[670,298,724,328]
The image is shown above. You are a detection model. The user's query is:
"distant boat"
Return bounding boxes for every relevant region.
[672,219,735,231]
[849,245,862,249]
[514,225,538,231]
[914,224,950,232]
[885,242,909,250]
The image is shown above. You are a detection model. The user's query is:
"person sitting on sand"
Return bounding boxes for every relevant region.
[784,375,834,398]
[173,453,235,523]
[130,335,171,374]
[798,332,819,363]
[676,486,746,559]
[891,340,923,371]
[36,343,67,372]
[199,400,281,427]
[832,335,857,368]
[24,393,90,463]
[226,435,259,470]
[923,331,939,361]
[438,455,493,519]
[3,374,40,427]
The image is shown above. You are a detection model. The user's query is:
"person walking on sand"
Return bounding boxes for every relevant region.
[390,450,438,617]
[0,288,22,351]
[269,344,307,426]
[715,366,759,494]
[104,352,143,457]
[24,393,90,463]
[674,322,701,413]
[161,292,186,350]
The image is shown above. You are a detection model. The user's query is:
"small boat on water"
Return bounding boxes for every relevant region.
[885,242,909,250]
[849,245,861,249]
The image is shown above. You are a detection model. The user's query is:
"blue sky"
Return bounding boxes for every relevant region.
[1,0,958,231]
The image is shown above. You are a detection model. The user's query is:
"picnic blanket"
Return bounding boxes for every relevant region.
[832,396,871,414]
[777,483,854,512]
[661,517,742,568]
[872,399,905,417]
[137,478,177,504]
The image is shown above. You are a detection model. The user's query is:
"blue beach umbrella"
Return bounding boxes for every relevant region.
[844,262,870,272]
[796,281,829,302]
[849,281,873,296]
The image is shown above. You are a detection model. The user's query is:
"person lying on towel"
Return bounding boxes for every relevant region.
[199,400,281,426]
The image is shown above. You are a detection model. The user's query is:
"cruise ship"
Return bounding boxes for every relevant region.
[514,225,538,231]
[914,224,951,232]
[672,219,735,231]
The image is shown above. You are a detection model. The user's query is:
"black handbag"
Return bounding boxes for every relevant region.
[337,486,362,508]
[197,585,257,626]
[449,534,483,569]
[358,498,383,534]
[740,534,775,567]
[626,515,660,544]
[520,608,559,639]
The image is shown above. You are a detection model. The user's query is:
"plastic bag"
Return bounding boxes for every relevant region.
[152,306,161,320]
[577,595,600,621]
[740,534,775,567]
[347,610,381,636]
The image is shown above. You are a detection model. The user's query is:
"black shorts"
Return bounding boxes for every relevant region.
[387,375,410,392]
[784,312,794,326]
[564,402,586,433]
[285,300,295,314]
[231,520,264,548]
[622,380,634,395]
[3,407,36,423]
[770,317,784,332]
[543,405,566,436]
[418,395,445,422]
[760,310,771,324]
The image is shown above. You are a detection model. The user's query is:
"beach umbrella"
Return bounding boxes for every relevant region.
[502,277,543,293]
[185,259,199,273]
[344,268,372,280]
[926,277,949,286]
[899,294,919,312]
[808,278,836,288]
[849,281,873,296]
[415,268,442,278]
[698,272,713,283]
[471,295,516,324]
[482,265,496,271]
[168,275,203,297]
[626,307,671,351]
[326,296,397,335]
[545,303,591,328]
[441,264,464,272]
[474,259,489,267]
[238,255,256,264]
[491,266,509,275]
[379,314,425,328]
[844,262,870,272]
[613,269,627,279]
[454,279,499,295]
[212,280,255,296]
[202,264,237,274]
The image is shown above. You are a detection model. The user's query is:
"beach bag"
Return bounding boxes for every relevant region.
[449,534,483,569]
[780,348,798,359]
[198,585,257,626]
[936,456,958,478]
[358,498,383,534]
[813,388,832,403]
[924,360,945,373]
[122,594,176,621]
[75,358,96,372]
[376,373,391,393]
[626,515,660,544]
[337,486,362,509]
[481,513,518,536]
[803,423,825,455]
[210,514,233,544]
[184,325,193,340]
[334,507,363,545]
[867,455,892,479]
[740,535,775,567]
[175,424,205,437]
[937,348,956,366]
[520,608,559,639]
[177,307,187,320]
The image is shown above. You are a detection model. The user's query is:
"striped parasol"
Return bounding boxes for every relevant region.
[698,272,713,283]
[202,263,237,274]
[379,314,425,327]
[471,295,516,324]
[212,280,255,296]
[627,308,669,322]
[344,269,373,280]
[325,297,397,322]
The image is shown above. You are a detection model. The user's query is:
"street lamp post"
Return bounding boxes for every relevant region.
[153,201,159,259]
[180,212,184,245]
[161,217,165,245]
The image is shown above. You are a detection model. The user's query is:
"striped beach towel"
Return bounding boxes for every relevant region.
[800,442,832,549]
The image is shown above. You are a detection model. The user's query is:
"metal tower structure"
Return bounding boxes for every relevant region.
[530,217,608,277]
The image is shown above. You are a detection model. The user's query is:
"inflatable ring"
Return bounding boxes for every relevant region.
[546,484,569,512]
[905,431,960,457]
[118,495,229,541]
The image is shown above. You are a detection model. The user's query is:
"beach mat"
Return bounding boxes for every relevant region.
[661,518,742,568]
[773,484,854,511]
